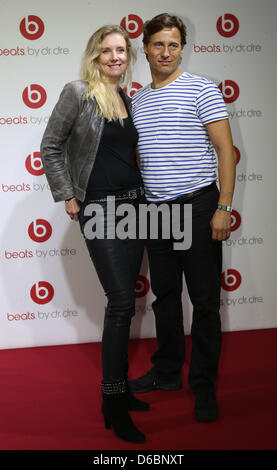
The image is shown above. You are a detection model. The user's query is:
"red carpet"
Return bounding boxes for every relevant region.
[0,328,276,450]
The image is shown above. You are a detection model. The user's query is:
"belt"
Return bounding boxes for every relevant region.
[174,182,216,202]
[86,186,144,203]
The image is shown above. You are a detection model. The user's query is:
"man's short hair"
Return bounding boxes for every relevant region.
[143,13,187,47]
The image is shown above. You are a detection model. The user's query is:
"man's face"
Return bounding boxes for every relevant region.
[144,27,183,78]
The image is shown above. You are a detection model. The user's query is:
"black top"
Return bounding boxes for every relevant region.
[85,110,142,199]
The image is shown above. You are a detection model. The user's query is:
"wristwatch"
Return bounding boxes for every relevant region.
[217,204,232,212]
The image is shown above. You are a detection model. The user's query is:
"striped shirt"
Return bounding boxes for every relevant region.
[132,72,228,202]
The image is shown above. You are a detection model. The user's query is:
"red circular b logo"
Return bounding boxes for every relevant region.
[28,219,52,243]
[120,14,143,38]
[20,15,45,40]
[234,146,240,165]
[25,151,44,176]
[221,269,242,291]
[216,14,239,38]
[123,81,143,97]
[218,80,240,103]
[30,281,54,304]
[135,275,150,298]
[230,210,241,232]
[22,84,47,108]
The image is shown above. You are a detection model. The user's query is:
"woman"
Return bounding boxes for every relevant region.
[40,25,147,443]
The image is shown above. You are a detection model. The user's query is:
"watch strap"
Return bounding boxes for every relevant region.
[217,204,232,212]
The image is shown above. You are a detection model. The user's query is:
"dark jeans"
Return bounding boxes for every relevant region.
[78,193,145,383]
[147,183,222,392]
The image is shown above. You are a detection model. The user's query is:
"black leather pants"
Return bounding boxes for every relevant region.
[78,193,145,382]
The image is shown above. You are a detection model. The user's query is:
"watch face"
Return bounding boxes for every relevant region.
[218,205,232,212]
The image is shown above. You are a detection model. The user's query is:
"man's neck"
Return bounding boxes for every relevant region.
[151,69,183,89]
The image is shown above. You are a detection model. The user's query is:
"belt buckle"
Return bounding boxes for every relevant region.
[129,189,137,199]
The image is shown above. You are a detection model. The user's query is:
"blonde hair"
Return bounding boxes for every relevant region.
[80,25,136,122]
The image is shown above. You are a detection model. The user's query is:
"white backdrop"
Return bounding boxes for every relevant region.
[1,0,276,350]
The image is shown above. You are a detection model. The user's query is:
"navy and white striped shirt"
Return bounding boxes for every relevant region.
[132,72,228,202]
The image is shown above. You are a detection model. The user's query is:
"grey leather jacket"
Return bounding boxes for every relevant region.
[40,80,132,202]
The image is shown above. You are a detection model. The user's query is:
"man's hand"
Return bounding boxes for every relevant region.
[210,209,231,241]
[65,197,80,221]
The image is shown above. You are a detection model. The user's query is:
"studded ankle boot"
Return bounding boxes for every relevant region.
[101,380,146,443]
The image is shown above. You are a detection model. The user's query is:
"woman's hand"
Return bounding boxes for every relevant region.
[65,197,80,221]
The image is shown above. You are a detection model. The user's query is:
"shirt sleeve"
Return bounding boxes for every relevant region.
[196,81,229,125]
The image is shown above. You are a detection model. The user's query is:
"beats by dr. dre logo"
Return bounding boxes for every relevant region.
[28,219,52,243]
[216,14,239,38]
[22,84,47,108]
[30,281,54,304]
[123,82,143,97]
[218,80,240,103]
[135,275,150,298]
[234,146,240,165]
[25,151,44,176]
[221,269,242,291]
[20,15,45,40]
[230,210,241,232]
[120,14,143,39]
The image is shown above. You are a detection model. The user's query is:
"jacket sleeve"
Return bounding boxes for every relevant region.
[40,82,80,202]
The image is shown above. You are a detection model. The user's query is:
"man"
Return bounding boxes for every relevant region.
[129,13,236,421]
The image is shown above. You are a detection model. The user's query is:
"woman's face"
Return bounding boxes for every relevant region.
[98,33,128,83]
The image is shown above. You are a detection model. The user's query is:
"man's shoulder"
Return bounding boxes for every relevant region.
[177,72,216,89]
[131,83,151,104]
